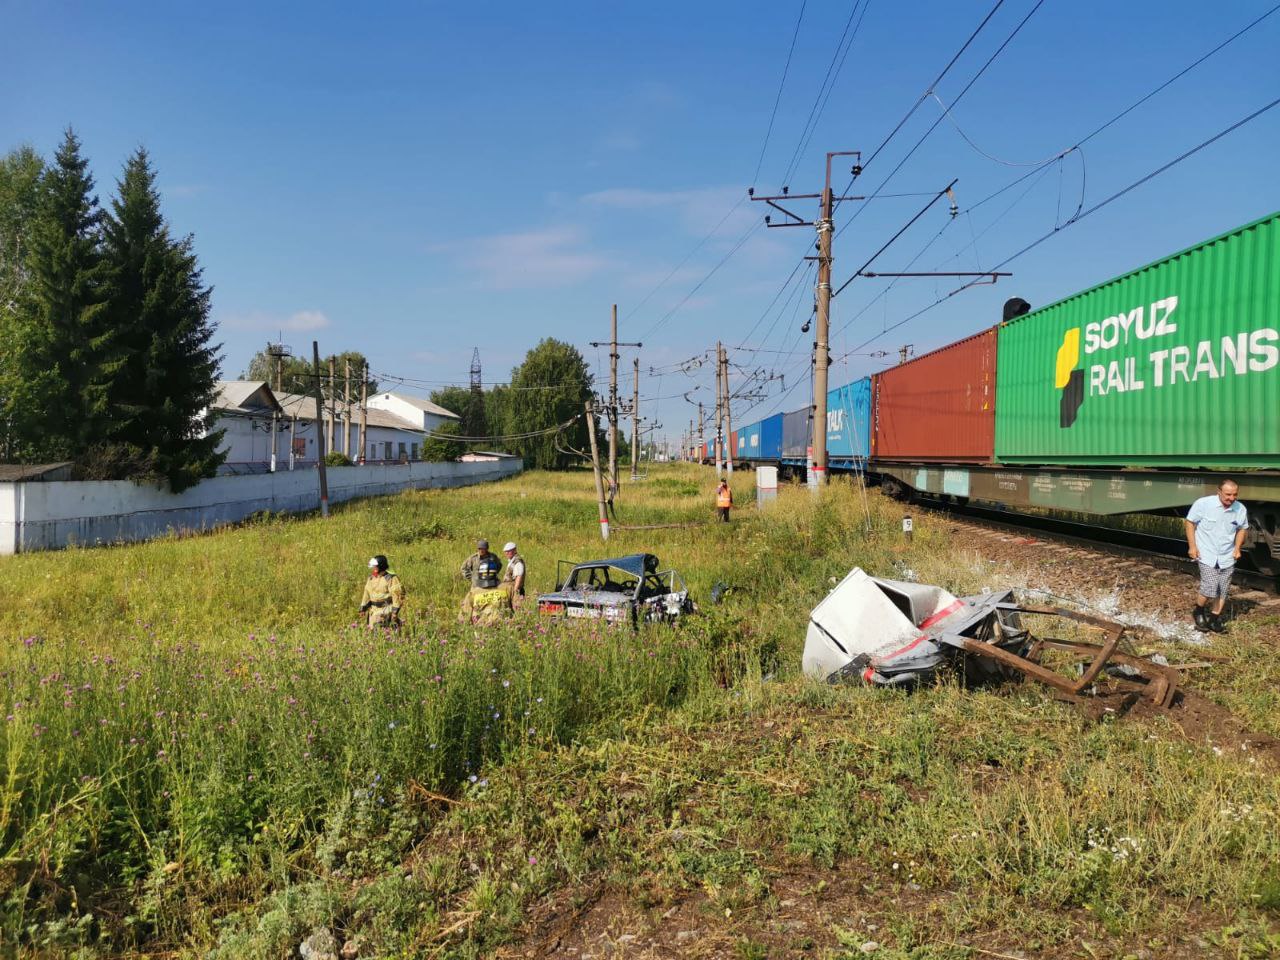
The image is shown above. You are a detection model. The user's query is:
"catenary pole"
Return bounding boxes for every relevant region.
[312,342,330,517]
[811,158,834,493]
[723,344,734,477]
[631,357,640,480]
[714,341,724,478]
[697,402,705,464]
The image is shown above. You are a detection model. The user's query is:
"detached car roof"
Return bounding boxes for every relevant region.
[570,553,660,577]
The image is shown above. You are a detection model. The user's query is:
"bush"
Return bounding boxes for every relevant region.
[324,451,353,467]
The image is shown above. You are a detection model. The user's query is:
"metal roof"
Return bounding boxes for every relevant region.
[0,462,74,481]
[213,381,282,413]
[274,392,424,433]
[372,392,460,420]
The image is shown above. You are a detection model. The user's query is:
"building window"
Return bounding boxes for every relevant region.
[411,443,419,460]
[293,438,306,458]
[398,442,407,462]
[383,442,392,460]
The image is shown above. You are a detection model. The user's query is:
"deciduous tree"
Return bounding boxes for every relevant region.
[503,338,593,470]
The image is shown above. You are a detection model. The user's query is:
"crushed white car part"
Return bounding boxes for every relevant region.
[803,567,1178,706]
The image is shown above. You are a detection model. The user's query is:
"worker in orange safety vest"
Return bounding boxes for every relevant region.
[715,479,733,523]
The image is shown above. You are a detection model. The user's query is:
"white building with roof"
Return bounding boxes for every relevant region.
[210,381,458,473]
[367,392,461,435]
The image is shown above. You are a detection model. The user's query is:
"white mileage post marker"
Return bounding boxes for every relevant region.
[902,515,914,540]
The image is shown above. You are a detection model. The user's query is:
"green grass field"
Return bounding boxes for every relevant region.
[2,466,1277,958]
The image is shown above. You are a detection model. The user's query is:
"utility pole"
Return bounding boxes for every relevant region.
[589,305,641,495]
[751,151,861,492]
[267,341,291,472]
[343,359,352,457]
[585,400,609,541]
[898,344,914,365]
[311,342,330,517]
[630,357,640,481]
[327,356,336,454]
[723,345,733,477]
[359,362,368,463]
[687,420,693,461]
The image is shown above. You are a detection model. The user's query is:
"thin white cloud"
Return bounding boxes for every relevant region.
[581,185,755,237]
[217,309,332,332]
[443,225,611,290]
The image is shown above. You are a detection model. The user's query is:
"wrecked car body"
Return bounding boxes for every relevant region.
[804,568,1177,706]
[537,552,694,625]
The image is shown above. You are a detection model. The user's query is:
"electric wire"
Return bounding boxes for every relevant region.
[752,0,808,187]
[622,194,748,324]
[836,0,1048,238]
[781,0,873,186]
[836,94,1280,360]
[638,216,763,340]
[732,255,808,347]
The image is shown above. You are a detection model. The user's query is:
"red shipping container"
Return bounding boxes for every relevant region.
[729,430,738,459]
[872,326,997,463]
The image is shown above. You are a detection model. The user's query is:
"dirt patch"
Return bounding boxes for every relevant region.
[502,857,1243,959]
[1140,689,1280,768]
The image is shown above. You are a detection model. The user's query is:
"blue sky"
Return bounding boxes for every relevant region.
[4,0,1278,444]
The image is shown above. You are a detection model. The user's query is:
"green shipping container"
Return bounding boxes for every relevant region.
[995,211,1280,468]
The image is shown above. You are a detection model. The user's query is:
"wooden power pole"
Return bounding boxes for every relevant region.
[311,342,330,517]
[588,305,641,495]
[585,400,609,541]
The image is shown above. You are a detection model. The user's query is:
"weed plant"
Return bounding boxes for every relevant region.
[2,465,1275,957]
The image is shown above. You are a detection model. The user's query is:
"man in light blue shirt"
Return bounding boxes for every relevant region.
[1185,479,1248,633]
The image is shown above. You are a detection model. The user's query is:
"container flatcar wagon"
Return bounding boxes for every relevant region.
[872,211,1280,575]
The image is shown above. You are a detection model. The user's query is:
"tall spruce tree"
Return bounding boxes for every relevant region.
[0,146,46,459]
[101,147,224,490]
[21,130,117,460]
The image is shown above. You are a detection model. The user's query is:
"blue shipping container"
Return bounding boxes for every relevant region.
[760,413,784,460]
[826,378,872,461]
[739,420,761,457]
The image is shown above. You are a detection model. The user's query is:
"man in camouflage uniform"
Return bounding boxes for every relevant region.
[461,538,502,586]
[360,555,404,628]
[458,555,513,626]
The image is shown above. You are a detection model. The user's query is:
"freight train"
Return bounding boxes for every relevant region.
[711,210,1280,580]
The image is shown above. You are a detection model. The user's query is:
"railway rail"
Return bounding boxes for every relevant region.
[915,496,1280,596]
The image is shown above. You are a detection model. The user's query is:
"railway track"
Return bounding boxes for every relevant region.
[915,496,1280,597]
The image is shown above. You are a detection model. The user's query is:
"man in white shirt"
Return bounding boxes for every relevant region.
[1185,479,1249,634]
[502,541,527,602]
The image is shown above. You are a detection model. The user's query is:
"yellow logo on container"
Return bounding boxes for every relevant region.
[1056,327,1085,428]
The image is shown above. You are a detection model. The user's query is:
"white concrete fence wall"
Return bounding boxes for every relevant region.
[0,458,522,555]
